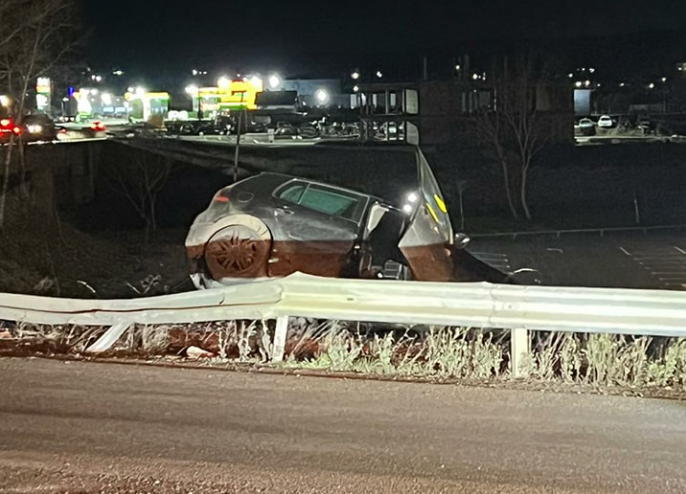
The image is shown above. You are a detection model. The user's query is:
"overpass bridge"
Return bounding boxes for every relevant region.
[11,134,417,210]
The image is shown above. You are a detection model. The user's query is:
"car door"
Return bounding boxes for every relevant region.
[268,180,367,278]
[398,149,455,281]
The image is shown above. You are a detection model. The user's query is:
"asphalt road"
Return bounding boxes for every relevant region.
[1,359,685,493]
[470,231,686,289]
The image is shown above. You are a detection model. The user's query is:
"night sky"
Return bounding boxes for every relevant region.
[84,0,686,81]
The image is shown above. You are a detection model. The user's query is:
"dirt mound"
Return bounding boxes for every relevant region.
[0,193,192,299]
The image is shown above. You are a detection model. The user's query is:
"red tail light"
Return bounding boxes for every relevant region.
[213,190,230,203]
[90,121,106,131]
[0,118,11,128]
[12,126,22,135]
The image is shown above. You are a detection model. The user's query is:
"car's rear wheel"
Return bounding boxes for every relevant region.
[204,223,271,280]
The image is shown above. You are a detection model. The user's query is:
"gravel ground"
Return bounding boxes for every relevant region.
[1,358,686,493]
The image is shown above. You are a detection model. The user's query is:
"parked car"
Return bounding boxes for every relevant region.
[86,121,107,138]
[574,117,596,135]
[0,117,22,143]
[597,115,614,128]
[21,113,64,142]
[185,146,512,289]
[637,118,654,134]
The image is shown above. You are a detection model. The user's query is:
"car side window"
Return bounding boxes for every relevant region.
[276,181,365,222]
[299,185,362,220]
[278,183,306,203]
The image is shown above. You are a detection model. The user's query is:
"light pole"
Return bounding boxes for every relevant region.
[185,85,200,119]
[233,91,246,183]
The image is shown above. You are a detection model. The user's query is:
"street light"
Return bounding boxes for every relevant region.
[218,76,230,89]
[351,70,360,80]
[315,89,329,105]
[249,75,262,88]
[268,74,281,89]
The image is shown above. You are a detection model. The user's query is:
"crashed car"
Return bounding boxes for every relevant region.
[186,146,512,289]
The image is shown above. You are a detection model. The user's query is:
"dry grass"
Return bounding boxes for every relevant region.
[2,318,686,391]
[283,324,686,390]
[0,321,107,355]
[284,324,506,379]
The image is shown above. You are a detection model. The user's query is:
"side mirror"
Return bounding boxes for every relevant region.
[454,233,470,249]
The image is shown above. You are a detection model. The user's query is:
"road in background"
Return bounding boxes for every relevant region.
[471,231,686,289]
[0,359,685,493]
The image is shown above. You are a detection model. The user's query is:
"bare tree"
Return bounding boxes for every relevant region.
[0,0,25,52]
[0,0,80,228]
[475,53,554,221]
[475,107,520,220]
[109,151,175,241]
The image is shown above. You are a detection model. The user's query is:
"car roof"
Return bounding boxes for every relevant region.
[23,113,53,122]
[241,172,390,205]
[236,143,421,206]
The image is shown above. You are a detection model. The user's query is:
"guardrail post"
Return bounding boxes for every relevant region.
[85,321,132,354]
[510,328,530,378]
[272,316,289,363]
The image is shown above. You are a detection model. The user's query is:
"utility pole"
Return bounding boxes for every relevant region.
[233,92,245,183]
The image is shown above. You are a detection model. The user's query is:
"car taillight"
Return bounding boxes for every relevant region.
[12,126,22,135]
[0,118,11,128]
[90,121,106,131]
[213,190,230,203]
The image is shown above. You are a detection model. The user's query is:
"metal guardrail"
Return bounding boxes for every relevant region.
[2,272,686,376]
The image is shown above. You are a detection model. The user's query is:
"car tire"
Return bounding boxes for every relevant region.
[204,221,272,281]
